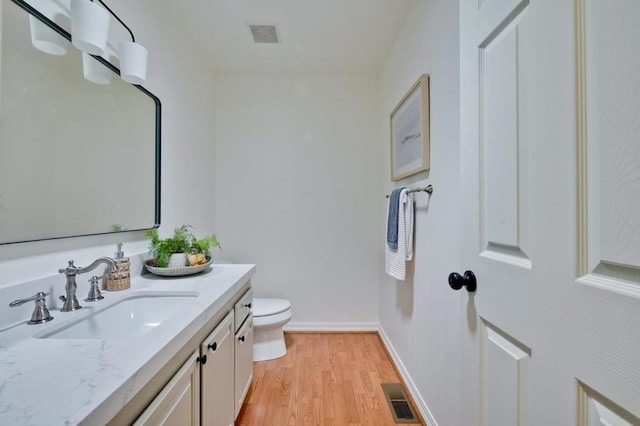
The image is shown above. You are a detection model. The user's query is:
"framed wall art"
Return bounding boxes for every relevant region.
[390,74,430,181]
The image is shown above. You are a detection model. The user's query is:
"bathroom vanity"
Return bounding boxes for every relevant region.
[0,2,256,423]
[0,264,255,425]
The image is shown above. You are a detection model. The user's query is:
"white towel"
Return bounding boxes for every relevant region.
[385,189,414,280]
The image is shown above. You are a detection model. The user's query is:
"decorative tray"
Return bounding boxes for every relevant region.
[144,258,213,277]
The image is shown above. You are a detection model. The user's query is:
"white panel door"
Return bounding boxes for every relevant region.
[460,0,640,425]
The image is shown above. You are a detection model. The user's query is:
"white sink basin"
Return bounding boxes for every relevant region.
[38,292,198,340]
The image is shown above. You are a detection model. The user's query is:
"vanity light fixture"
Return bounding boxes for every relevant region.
[29,15,68,55]
[82,52,113,84]
[28,0,70,55]
[71,0,148,84]
[95,0,148,84]
[118,40,148,85]
[70,0,110,55]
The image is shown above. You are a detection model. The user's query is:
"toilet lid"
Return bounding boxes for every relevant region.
[252,298,291,317]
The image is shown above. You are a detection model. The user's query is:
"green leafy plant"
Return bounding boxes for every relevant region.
[191,234,222,256]
[145,225,221,267]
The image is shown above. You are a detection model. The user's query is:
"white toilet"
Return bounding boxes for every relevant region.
[252,298,292,362]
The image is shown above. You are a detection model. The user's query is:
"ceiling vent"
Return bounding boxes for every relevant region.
[249,24,280,44]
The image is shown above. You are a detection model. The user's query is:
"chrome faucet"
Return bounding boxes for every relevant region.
[58,257,117,312]
[9,292,54,324]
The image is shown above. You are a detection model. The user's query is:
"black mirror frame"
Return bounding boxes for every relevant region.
[4,0,161,245]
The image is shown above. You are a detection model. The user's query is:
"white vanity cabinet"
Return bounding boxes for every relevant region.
[133,350,201,426]
[201,310,235,426]
[132,286,254,426]
[0,264,257,425]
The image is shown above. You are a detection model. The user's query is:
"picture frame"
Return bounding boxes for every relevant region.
[390,74,430,181]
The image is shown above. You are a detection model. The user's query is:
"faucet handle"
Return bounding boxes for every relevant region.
[9,291,48,307]
[59,260,80,275]
[85,275,107,302]
[9,292,54,325]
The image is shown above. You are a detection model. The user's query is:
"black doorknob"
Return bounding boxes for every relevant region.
[448,270,477,292]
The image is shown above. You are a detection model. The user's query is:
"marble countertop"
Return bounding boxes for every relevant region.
[0,264,255,425]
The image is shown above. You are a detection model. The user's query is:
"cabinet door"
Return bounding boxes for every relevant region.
[234,313,254,418]
[134,350,200,426]
[200,310,234,426]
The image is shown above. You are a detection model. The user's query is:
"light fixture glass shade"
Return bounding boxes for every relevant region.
[70,0,110,55]
[29,15,69,55]
[118,41,148,85]
[82,53,112,84]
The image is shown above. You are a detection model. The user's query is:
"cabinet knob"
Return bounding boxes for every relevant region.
[208,342,217,352]
[244,303,252,309]
[238,336,245,343]
[197,354,207,365]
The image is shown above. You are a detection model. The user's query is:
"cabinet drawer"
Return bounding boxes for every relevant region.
[234,288,253,330]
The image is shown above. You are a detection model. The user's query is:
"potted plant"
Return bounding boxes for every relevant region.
[145,225,222,268]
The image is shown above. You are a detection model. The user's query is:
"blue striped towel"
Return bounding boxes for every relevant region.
[386,187,405,250]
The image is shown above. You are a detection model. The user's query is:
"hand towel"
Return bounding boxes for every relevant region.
[386,187,405,250]
[385,189,414,280]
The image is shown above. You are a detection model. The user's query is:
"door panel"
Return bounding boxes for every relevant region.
[578,0,640,288]
[578,383,640,426]
[483,18,519,249]
[480,1,531,266]
[481,321,531,426]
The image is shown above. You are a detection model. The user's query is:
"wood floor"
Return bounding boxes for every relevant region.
[236,332,423,426]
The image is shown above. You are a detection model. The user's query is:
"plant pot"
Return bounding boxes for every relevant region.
[167,253,187,268]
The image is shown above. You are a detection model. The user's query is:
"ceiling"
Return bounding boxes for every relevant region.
[160,0,414,74]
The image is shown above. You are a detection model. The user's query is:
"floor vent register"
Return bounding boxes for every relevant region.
[381,383,421,424]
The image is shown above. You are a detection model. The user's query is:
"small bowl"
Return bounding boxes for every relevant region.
[144,257,213,277]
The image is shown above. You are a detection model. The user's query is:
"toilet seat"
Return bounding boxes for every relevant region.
[253,308,292,328]
[252,298,291,317]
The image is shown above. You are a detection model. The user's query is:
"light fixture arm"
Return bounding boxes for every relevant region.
[95,0,135,42]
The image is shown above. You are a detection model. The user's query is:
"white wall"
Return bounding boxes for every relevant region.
[214,74,382,327]
[112,0,218,238]
[0,1,217,286]
[378,1,462,425]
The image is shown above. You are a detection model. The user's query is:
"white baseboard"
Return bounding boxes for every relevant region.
[378,326,438,426]
[284,322,379,332]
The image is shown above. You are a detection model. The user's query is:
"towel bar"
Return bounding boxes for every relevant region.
[385,184,433,198]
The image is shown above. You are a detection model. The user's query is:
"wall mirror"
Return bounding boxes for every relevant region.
[0,0,161,244]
